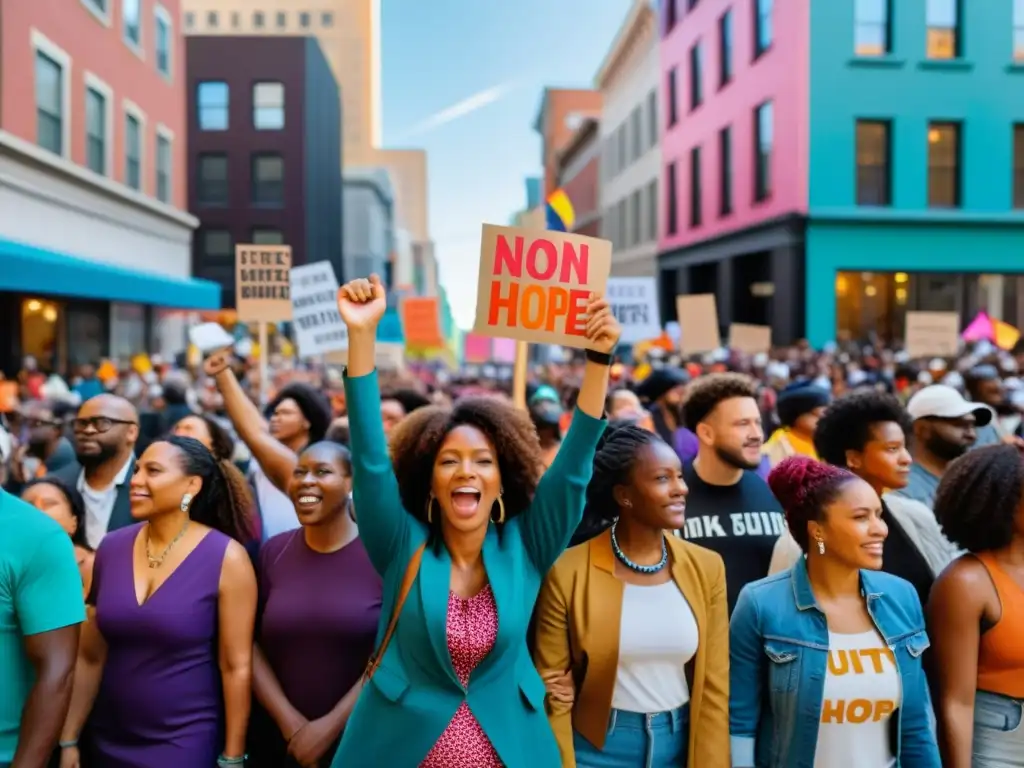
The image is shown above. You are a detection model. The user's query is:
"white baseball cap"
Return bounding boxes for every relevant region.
[906,384,994,426]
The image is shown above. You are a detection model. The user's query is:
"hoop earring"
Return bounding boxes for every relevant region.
[180,493,193,513]
[426,494,435,524]
[491,493,506,524]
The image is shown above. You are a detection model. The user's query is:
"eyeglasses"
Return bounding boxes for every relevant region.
[72,417,137,434]
[25,418,61,429]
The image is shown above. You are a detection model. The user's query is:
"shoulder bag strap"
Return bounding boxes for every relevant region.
[364,542,426,681]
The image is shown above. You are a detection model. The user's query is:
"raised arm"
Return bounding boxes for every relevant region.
[520,295,618,571]
[728,586,765,768]
[337,274,412,572]
[205,351,296,492]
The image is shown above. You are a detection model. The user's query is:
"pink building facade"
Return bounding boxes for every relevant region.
[0,0,213,376]
[658,0,809,341]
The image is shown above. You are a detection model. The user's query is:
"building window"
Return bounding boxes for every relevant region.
[754,101,773,201]
[253,11,264,28]
[197,153,228,205]
[230,11,240,28]
[631,106,642,160]
[1015,0,1024,60]
[276,11,286,27]
[85,84,108,175]
[754,0,773,58]
[854,0,890,56]
[156,129,171,203]
[253,82,285,130]
[1013,124,1024,208]
[617,126,627,171]
[687,0,699,9]
[155,6,172,77]
[667,67,679,127]
[252,154,284,205]
[630,190,642,247]
[252,229,284,245]
[666,162,678,235]
[646,89,657,148]
[855,120,891,206]
[300,12,310,27]
[689,146,702,227]
[124,109,143,191]
[206,10,217,27]
[646,179,658,241]
[184,11,194,29]
[926,0,960,59]
[34,50,65,156]
[197,81,229,131]
[689,42,704,110]
[321,12,333,26]
[927,122,961,207]
[666,0,678,34]
[81,0,110,24]
[123,0,142,51]
[719,126,733,215]
[617,199,628,247]
[719,10,733,86]
[202,230,233,266]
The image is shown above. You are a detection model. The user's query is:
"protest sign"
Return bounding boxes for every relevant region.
[235,244,292,322]
[905,311,960,358]
[473,224,612,348]
[729,323,773,354]
[676,294,721,354]
[289,261,347,357]
[608,277,661,344]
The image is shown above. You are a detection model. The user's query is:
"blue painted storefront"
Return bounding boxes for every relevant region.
[804,0,1024,346]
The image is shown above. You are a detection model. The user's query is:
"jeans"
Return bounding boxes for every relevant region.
[573,705,689,768]
[974,689,1024,767]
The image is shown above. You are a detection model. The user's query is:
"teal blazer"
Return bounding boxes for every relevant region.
[331,370,605,768]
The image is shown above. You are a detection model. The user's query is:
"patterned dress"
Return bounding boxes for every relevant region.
[420,585,503,767]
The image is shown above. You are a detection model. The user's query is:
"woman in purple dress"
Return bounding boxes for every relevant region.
[58,436,257,768]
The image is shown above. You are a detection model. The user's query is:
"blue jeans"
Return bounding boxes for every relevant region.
[573,706,689,768]
[974,689,1024,767]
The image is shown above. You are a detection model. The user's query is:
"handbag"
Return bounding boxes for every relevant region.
[363,543,427,681]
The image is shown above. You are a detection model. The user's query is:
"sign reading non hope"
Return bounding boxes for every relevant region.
[473,224,612,348]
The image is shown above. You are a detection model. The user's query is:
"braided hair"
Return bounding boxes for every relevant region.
[768,456,859,552]
[934,444,1024,553]
[570,423,661,546]
[161,435,255,543]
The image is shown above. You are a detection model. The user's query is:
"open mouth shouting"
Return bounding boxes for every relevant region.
[450,487,482,518]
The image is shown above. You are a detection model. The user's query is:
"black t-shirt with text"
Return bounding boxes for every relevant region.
[679,462,785,614]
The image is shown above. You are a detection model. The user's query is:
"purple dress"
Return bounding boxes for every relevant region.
[86,523,229,767]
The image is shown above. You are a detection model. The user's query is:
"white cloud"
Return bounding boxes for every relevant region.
[393,81,516,141]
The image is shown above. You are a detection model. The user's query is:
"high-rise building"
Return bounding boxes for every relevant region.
[181,0,380,157]
[533,88,602,197]
[658,0,1024,346]
[0,0,218,375]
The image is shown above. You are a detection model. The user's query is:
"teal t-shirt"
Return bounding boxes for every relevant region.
[0,490,85,761]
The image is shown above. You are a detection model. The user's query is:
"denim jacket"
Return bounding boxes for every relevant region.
[728,560,941,768]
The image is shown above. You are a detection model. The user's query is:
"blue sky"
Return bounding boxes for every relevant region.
[379,0,633,328]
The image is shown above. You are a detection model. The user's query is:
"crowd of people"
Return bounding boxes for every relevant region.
[2,279,1024,767]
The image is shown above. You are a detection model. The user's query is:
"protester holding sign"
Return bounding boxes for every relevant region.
[331,273,618,767]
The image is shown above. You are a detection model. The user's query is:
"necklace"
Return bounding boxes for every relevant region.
[146,519,190,569]
[610,521,668,574]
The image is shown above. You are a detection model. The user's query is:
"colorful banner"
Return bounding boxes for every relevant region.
[463,333,492,363]
[402,297,443,347]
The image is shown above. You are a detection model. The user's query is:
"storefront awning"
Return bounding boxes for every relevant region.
[0,237,220,309]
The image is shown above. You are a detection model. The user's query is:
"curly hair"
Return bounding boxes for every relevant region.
[161,436,256,543]
[934,444,1024,552]
[768,456,859,551]
[174,414,235,462]
[388,397,542,538]
[681,372,758,431]
[813,391,912,468]
[24,476,89,549]
[265,383,332,444]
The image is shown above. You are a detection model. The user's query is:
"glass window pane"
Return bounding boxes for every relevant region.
[86,88,104,137]
[35,53,62,114]
[855,23,887,55]
[123,0,141,41]
[927,0,957,26]
[856,0,887,24]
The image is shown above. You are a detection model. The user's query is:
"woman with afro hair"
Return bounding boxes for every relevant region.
[928,444,1024,767]
[330,274,618,768]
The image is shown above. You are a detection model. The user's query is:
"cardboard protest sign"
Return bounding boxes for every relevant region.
[608,277,661,344]
[905,311,960,358]
[729,323,773,354]
[473,224,612,348]
[289,261,347,357]
[235,244,292,322]
[676,294,721,354]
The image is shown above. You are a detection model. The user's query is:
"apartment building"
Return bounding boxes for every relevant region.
[557,118,601,238]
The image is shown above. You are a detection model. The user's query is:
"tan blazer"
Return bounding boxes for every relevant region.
[532,529,730,768]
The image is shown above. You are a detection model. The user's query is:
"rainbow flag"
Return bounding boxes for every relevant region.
[545,189,575,232]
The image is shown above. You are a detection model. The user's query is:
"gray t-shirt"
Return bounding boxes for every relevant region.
[893,463,940,509]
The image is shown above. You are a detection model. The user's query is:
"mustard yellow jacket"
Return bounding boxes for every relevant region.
[532,529,730,767]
